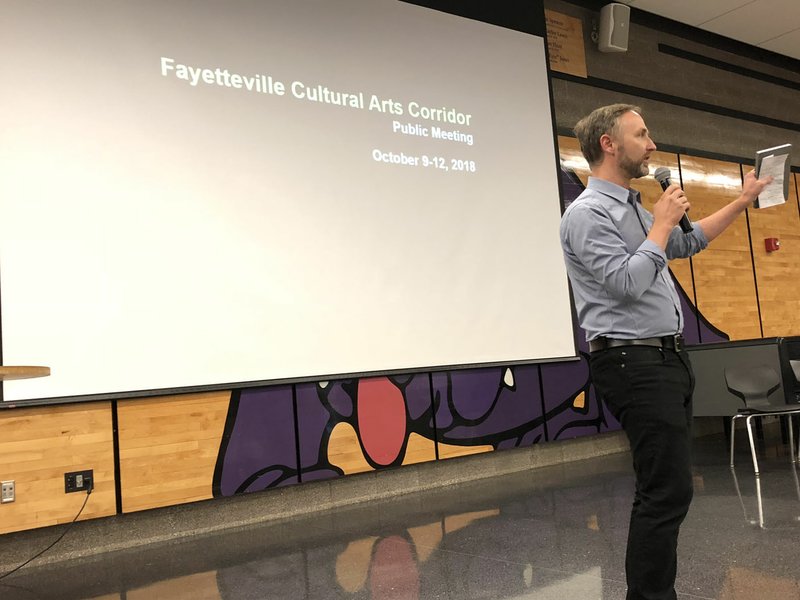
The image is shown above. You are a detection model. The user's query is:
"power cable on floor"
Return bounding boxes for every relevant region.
[0,483,92,581]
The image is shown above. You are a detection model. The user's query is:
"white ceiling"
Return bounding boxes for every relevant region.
[618,0,800,61]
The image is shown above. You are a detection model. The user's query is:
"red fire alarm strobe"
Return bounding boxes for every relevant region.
[765,238,781,252]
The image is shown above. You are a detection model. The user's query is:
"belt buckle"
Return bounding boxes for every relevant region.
[673,335,685,352]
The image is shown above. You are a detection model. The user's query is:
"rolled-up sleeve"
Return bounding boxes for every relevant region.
[665,221,708,259]
[635,206,709,259]
[563,203,665,301]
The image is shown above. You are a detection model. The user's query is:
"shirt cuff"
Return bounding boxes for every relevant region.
[638,239,667,269]
[692,222,709,248]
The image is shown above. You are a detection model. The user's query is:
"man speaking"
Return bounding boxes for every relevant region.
[560,104,771,600]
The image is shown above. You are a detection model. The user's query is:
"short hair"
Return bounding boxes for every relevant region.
[573,103,642,167]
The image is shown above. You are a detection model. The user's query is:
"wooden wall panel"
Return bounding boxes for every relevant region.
[749,170,800,337]
[0,403,116,534]
[558,135,590,187]
[680,156,761,340]
[436,442,494,460]
[118,391,230,513]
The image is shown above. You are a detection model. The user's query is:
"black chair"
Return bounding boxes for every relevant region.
[791,360,800,457]
[725,365,800,475]
[791,360,800,384]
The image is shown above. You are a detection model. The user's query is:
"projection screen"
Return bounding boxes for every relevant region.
[0,0,574,402]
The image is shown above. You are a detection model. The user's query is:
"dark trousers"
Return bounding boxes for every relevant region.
[590,345,695,600]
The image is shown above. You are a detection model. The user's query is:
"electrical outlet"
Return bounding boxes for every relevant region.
[1,480,14,503]
[64,470,93,493]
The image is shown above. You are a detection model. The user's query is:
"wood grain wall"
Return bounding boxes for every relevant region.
[558,135,590,186]
[681,156,761,340]
[749,172,800,337]
[117,392,230,513]
[0,403,116,535]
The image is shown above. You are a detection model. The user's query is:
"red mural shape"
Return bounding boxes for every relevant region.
[358,377,407,466]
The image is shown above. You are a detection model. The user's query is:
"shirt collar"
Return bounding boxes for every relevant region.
[587,177,638,205]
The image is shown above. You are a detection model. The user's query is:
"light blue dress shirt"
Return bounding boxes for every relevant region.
[560,177,709,341]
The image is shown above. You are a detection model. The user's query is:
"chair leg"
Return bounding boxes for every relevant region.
[789,415,800,462]
[780,415,790,444]
[730,416,738,468]
[790,417,798,464]
[755,474,765,528]
[746,415,760,475]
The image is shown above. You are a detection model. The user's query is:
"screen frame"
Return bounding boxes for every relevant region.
[0,0,578,407]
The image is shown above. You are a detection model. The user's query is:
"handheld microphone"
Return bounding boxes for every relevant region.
[653,167,692,234]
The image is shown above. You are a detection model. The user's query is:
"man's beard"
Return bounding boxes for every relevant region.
[618,151,649,179]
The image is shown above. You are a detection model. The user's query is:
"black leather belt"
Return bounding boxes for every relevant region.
[589,335,685,353]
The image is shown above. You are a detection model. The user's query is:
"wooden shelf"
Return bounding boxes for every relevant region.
[0,366,51,381]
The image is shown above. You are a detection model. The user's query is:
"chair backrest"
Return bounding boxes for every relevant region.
[724,365,782,409]
[790,360,800,384]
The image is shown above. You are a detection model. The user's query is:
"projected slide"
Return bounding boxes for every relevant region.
[0,0,573,401]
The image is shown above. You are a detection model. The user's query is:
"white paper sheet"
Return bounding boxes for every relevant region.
[756,153,788,208]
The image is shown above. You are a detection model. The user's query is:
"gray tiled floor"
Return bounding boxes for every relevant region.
[2,427,800,599]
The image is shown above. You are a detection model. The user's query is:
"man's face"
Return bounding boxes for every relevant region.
[610,111,657,179]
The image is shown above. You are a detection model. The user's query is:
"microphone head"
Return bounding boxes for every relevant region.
[653,167,672,185]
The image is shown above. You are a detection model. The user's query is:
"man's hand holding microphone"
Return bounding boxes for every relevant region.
[648,167,773,248]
